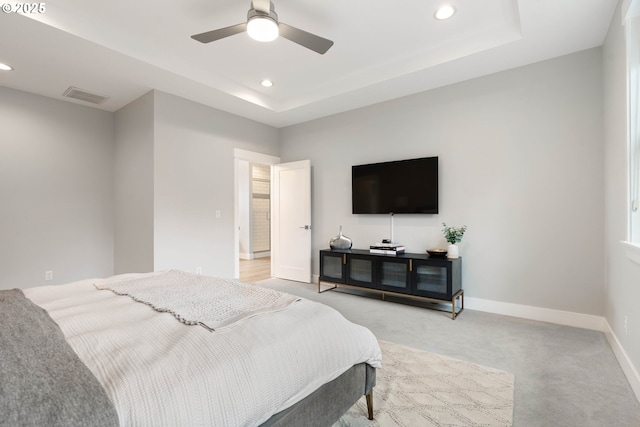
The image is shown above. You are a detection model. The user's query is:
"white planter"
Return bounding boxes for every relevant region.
[447,243,459,259]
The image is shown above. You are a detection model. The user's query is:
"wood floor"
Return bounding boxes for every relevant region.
[239,257,271,283]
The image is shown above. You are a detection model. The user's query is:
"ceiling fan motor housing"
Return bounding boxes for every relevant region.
[247,1,278,22]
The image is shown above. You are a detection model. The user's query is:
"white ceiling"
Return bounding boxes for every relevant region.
[0,0,618,128]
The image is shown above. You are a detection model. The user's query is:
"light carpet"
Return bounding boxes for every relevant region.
[335,341,514,427]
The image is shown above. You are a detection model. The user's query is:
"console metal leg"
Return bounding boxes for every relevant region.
[317,278,338,293]
[451,290,464,319]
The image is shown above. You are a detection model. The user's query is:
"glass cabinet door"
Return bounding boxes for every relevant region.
[320,251,346,283]
[412,261,450,298]
[378,259,411,294]
[346,255,375,288]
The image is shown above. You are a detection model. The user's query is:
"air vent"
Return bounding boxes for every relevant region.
[62,86,109,105]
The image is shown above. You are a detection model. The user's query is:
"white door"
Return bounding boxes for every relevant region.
[271,160,311,283]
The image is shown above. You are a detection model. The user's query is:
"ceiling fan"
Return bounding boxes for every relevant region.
[191,0,334,55]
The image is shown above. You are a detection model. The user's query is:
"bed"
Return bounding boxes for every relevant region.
[1,270,381,426]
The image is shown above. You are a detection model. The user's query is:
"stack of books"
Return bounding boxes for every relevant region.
[369,243,405,255]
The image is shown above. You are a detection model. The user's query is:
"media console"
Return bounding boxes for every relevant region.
[318,249,463,319]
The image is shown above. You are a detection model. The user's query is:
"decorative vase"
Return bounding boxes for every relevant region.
[447,243,459,259]
[329,226,353,250]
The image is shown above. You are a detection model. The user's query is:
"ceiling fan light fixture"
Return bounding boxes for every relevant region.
[435,5,456,20]
[191,1,333,54]
[247,16,279,42]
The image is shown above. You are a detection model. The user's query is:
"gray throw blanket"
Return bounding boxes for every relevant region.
[0,289,119,427]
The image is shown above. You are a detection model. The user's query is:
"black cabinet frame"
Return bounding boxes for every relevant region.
[319,249,463,319]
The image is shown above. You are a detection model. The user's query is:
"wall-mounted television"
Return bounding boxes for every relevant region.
[352,156,438,214]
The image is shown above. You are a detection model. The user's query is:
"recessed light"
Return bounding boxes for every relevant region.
[261,79,274,88]
[435,5,456,20]
[0,62,13,71]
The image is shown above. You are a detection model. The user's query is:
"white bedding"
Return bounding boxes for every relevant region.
[94,270,300,331]
[24,273,382,427]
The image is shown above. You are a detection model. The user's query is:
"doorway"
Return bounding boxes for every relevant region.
[233,149,280,281]
[239,163,272,283]
[233,149,311,284]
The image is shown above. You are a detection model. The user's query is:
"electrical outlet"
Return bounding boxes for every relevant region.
[624,315,629,336]
[215,210,221,219]
[196,267,202,275]
[45,271,53,281]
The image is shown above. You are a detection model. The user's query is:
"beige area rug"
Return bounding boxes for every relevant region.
[335,341,514,427]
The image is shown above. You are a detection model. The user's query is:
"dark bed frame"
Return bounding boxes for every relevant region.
[260,363,376,426]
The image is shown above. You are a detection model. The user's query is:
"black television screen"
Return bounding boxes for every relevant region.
[352,157,438,214]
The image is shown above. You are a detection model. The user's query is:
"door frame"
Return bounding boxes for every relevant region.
[233,148,280,279]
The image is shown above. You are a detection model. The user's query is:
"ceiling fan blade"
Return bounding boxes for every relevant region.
[252,0,271,14]
[279,23,334,54]
[191,23,247,43]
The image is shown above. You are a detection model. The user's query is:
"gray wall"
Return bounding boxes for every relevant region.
[0,49,608,317]
[280,48,605,316]
[114,91,154,274]
[1,86,279,287]
[152,91,280,277]
[603,2,640,385]
[0,86,115,288]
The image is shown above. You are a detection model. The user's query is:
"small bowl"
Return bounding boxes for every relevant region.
[426,249,448,257]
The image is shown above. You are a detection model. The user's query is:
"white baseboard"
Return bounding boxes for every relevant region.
[312,279,605,331]
[253,251,271,259]
[603,320,640,401]
[464,297,606,331]
[240,251,270,260]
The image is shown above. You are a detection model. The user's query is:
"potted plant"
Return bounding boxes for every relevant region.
[442,223,467,259]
